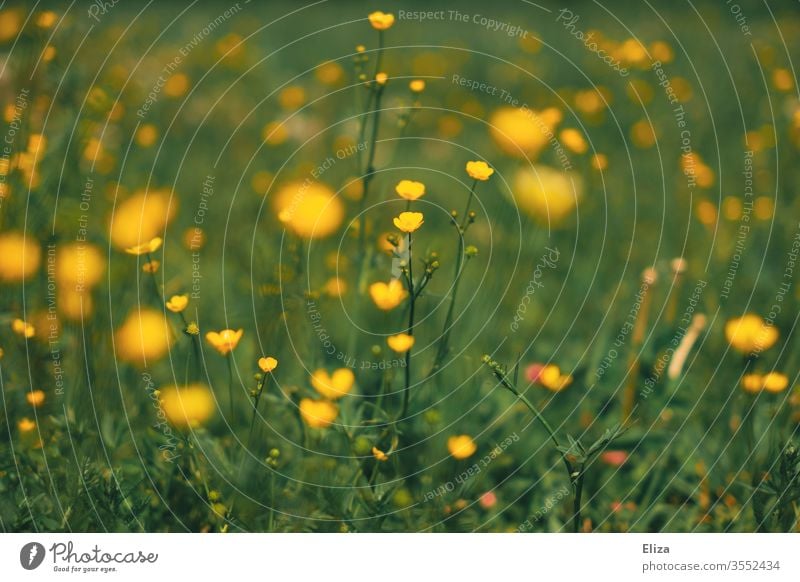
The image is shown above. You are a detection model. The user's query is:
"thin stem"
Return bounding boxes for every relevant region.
[226,354,234,419]
[572,472,585,533]
[400,232,415,419]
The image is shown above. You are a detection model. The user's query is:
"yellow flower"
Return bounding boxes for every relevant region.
[142,260,160,273]
[762,372,789,393]
[725,314,778,354]
[368,11,394,30]
[299,398,338,428]
[311,368,355,400]
[372,446,389,462]
[741,374,763,394]
[18,418,36,433]
[489,106,562,158]
[115,309,174,364]
[375,72,388,85]
[369,279,408,310]
[538,364,573,392]
[27,389,46,407]
[387,333,415,353]
[559,128,588,154]
[125,237,162,256]
[166,294,189,313]
[56,243,105,289]
[466,161,494,181]
[274,181,344,239]
[409,79,425,93]
[258,356,278,373]
[0,232,41,282]
[110,189,175,251]
[447,435,477,460]
[395,180,426,201]
[512,165,582,226]
[160,384,215,428]
[12,318,35,338]
[393,211,424,233]
[205,329,243,355]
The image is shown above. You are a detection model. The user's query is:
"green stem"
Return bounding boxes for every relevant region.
[400,232,415,419]
[226,354,234,419]
[572,471,585,533]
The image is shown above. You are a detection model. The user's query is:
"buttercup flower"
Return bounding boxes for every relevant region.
[725,314,778,354]
[528,363,572,392]
[513,165,582,226]
[56,243,105,288]
[368,11,394,30]
[387,333,415,353]
[12,318,35,338]
[115,309,173,364]
[447,435,477,460]
[369,279,408,310]
[27,389,45,407]
[395,180,426,201]
[166,294,189,313]
[142,260,160,273]
[18,418,36,433]
[0,232,41,282]
[299,398,339,428]
[110,190,175,250]
[274,181,344,239]
[125,237,162,256]
[762,372,789,393]
[393,211,424,233]
[311,368,355,400]
[409,79,425,93]
[160,384,215,428]
[258,356,278,373]
[466,161,494,181]
[489,106,562,158]
[372,446,389,462]
[205,329,244,355]
[375,72,388,85]
[741,374,763,394]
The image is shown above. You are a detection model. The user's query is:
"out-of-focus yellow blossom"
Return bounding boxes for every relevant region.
[164,73,189,97]
[135,124,158,148]
[142,260,160,273]
[375,72,388,85]
[160,384,215,428]
[695,199,717,226]
[262,121,289,146]
[631,119,657,148]
[274,181,344,239]
[393,211,424,233]
[409,79,425,93]
[447,435,477,460]
[26,389,46,407]
[279,85,306,110]
[754,196,774,220]
[299,398,338,428]
[12,319,35,338]
[387,333,415,353]
[466,161,494,181]
[762,372,789,393]
[110,190,175,251]
[650,40,674,63]
[166,294,189,313]
[537,364,573,392]
[323,276,347,297]
[369,279,408,310]
[560,128,589,154]
[512,165,582,226]
[741,374,763,394]
[311,368,355,400]
[368,11,395,30]
[0,232,41,282]
[36,10,58,28]
[18,418,36,433]
[591,153,608,171]
[258,357,278,373]
[372,446,389,462]
[59,287,92,321]
[205,329,243,356]
[56,243,105,289]
[772,68,794,92]
[489,106,562,158]
[0,9,22,42]
[725,314,778,354]
[125,237,162,256]
[395,180,425,200]
[315,60,344,85]
[115,309,173,364]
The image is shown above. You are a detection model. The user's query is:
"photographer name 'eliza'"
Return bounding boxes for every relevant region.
[643,543,670,554]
